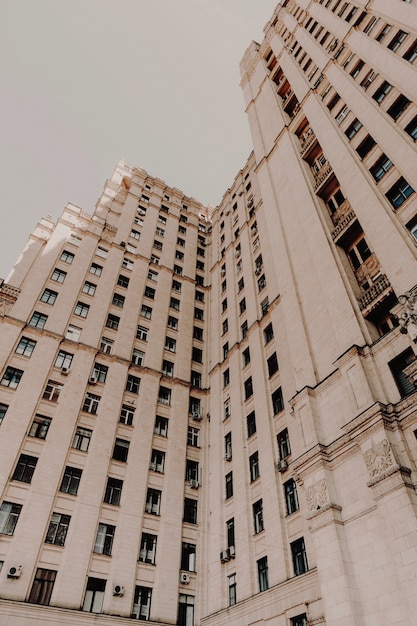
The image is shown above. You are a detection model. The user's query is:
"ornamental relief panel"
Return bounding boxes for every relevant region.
[363,439,395,478]
[306,477,329,512]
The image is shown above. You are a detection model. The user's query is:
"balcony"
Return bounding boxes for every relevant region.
[300,129,317,158]
[359,274,393,312]
[313,162,333,192]
[331,202,357,240]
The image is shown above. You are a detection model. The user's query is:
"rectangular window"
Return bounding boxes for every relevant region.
[112,293,125,308]
[370,154,393,181]
[181,542,196,572]
[72,427,92,451]
[113,438,130,462]
[291,537,309,575]
[40,288,58,305]
[82,392,100,414]
[264,323,274,343]
[45,512,71,546]
[185,459,199,483]
[170,297,180,311]
[292,615,308,626]
[194,307,204,320]
[172,279,182,292]
[12,453,37,483]
[178,594,194,626]
[94,523,115,555]
[388,29,408,51]
[29,311,48,328]
[267,352,279,377]
[244,377,253,400]
[0,501,22,535]
[126,374,140,394]
[223,368,230,387]
[60,250,74,263]
[106,313,120,330]
[136,325,149,341]
[191,370,202,388]
[183,498,197,524]
[249,451,260,482]
[130,228,141,240]
[132,586,152,621]
[42,379,62,402]
[345,118,362,139]
[165,336,177,352]
[145,488,162,515]
[0,402,8,424]
[158,386,171,405]
[117,274,130,288]
[278,428,291,459]
[28,414,51,439]
[60,466,82,495]
[83,577,106,613]
[104,477,123,506]
[272,387,284,414]
[228,573,237,606]
[152,416,168,438]
[284,478,299,515]
[225,471,233,499]
[386,177,415,208]
[122,257,134,270]
[187,426,199,447]
[372,81,392,103]
[83,281,96,296]
[192,347,203,363]
[139,533,157,564]
[224,397,231,419]
[150,449,165,473]
[132,348,144,366]
[162,359,174,377]
[15,336,36,357]
[257,556,269,591]
[387,94,410,120]
[389,348,417,397]
[51,268,67,283]
[92,362,108,383]
[89,263,103,276]
[242,346,251,367]
[120,404,135,426]
[241,320,248,339]
[193,327,203,341]
[167,315,178,330]
[55,350,73,369]
[28,568,57,606]
[100,337,113,354]
[253,499,264,533]
[356,134,376,159]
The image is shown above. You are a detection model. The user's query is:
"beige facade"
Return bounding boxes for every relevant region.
[1,1,417,625]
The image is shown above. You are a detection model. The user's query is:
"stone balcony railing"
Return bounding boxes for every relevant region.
[313,162,333,192]
[331,202,357,239]
[300,129,316,156]
[359,274,391,310]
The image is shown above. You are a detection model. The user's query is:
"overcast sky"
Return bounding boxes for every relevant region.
[0,1,278,279]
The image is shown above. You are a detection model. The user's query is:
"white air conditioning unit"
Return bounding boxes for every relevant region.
[7,565,22,578]
[113,584,125,596]
[89,377,97,384]
[277,459,288,473]
[224,452,232,462]
[61,367,70,375]
[229,545,236,558]
[190,479,199,489]
[192,413,202,422]
[220,550,230,563]
[180,573,190,584]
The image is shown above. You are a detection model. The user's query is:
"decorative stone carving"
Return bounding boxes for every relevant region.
[364,439,395,478]
[0,298,13,317]
[306,478,329,511]
[396,287,417,342]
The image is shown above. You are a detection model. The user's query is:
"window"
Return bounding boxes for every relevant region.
[284,478,299,515]
[403,38,417,62]
[72,426,92,451]
[225,471,233,499]
[90,263,103,276]
[239,298,246,315]
[222,319,229,335]
[172,279,182,292]
[228,573,237,606]
[292,615,308,626]
[257,556,269,591]
[45,512,71,546]
[40,288,58,305]
[223,368,230,387]
[126,374,140,394]
[104,477,123,506]
[277,428,291,459]
[162,314,177,332]
[196,260,204,271]
[112,293,125,308]
[241,320,248,339]
[185,459,199,482]
[29,568,57,606]
[264,323,274,343]
[94,523,115,555]
[197,246,205,257]
[244,376,253,400]
[387,94,410,120]
[51,268,67,283]
[29,311,48,328]
[181,542,196,571]
[195,290,204,302]
[222,298,228,312]
[348,237,372,269]
[117,274,130,288]
[96,246,108,259]
[177,237,185,247]
[372,81,392,103]
[224,432,232,459]
[249,451,260,482]
[170,297,180,311]
[189,396,201,417]
[238,277,245,292]
[82,281,96,296]
[139,533,157,564]
[227,517,235,548]
[0,501,22,535]
[165,336,177,352]
[158,386,171,405]
[144,286,156,299]
[183,498,197,524]
[92,363,108,383]
[28,414,51,439]
[154,415,168,437]
[244,411,256,439]
[162,359,174,377]
[54,350,73,370]
[386,177,415,208]
[345,118,362,139]
[123,257,134,270]
[221,279,227,293]
[387,29,408,51]
[113,438,130,462]
[261,298,269,316]
[224,397,231,420]
[136,325,149,341]
[0,402,8,424]
[60,250,74,263]
[120,404,135,426]
[178,594,194,626]
[15,336,36,357]
[12,453,37,483]
[291,537,309,575]
[389,348,417,397]
[83,577,106,613]
[253,499,264,533]
[175,250,184,261]
[150,449,165,473]
[42,379,62,402]
[60,466,82,495]
[192,347,203,363]
[131,228,141,240]
[82,392,100,414]
[405,116,417,140]
[145,488,161,515]
[270,386,284,415]
[187,426,199,447]
[132,348,145,366]
[74,302,90,317]
[106,313,120,330]
[191,370,202,388]
[194,307,204,320]
[370,154,393,181]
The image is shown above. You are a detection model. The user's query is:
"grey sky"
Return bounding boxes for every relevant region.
[0,1,278,278]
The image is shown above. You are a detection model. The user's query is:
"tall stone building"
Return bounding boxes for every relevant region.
[1,1,417,625]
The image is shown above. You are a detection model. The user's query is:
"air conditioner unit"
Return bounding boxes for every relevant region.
[277,459,288,473]
[192,413,202,421]
[7,565,22,578]
[190,479,199,489]
[89,377,98,384]
[224,452,232,462]
[61,366,70,375]
[220,550,230,563]
[180,573,190,584]
[113,584,125,596]
[229,545,236,558]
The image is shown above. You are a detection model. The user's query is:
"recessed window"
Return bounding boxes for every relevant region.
[117,274,130,288]
[89,263,103,276]
[242,347,251,367]
[29,568,57,606]
[42,380,63,402]
[389,348,417,397]
[92,363,108,383]
[136,325,149,341]
[291,537,309,575]
[244,377,253,400]
[187,426,199,447]
[0,501,22,535]
[249,451,260,482]
[126,374,140,394]
[40,288,58,305]
[370,154,393,181]
[12,453,38,483]
[104,477,123,506]
[82,577,106,614]
[170,297,180,311]
[29,311,48,328]
[51,268,67,283]
[132,348,144,366]
[82,392,100,414]
[113,438,129,462]
[247,410,256,437]
[257,556,269,591]
[72,426,92,452]
[1,366,23,389]
[60,466,82,495]
[94,523,115,555]
[253,499,264,533]
[181,542,196,572]
[387,29,408,52]
[185,459,199,483]
[112,293,125,308]
[386,177,415,208]
[405,115,417,140]
[15,336,37,357]
[372,81,392,103]
[162,359,174,377]
[167,315,178,330]
[272,387,284,414]
[144,286,156,299]
[55,350,73,369]
[60,250,74,264]
[193,326,203,341]
[165,336,177,352]
[154,415,169,437]
[83,281,97,296]
[345,118,362,139]
[278,428,291,459]
[284,479,299,515]
[0,402,8,425]
[132,586,152,621]
[225,471,234,499]
[141,304,152,319]
[106,313,120,330]
[139,533,157,564]
[145,488,162,515]
[194,308,204,320]
[356,134,376,159]
[387,94,410,120]
[28,414,51,439]
[74,301,90,318]
[45,512,71,546]
[192,347,203,363]
[120,404,135,426]
[184,498,198,524]
[158,386,171,405]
